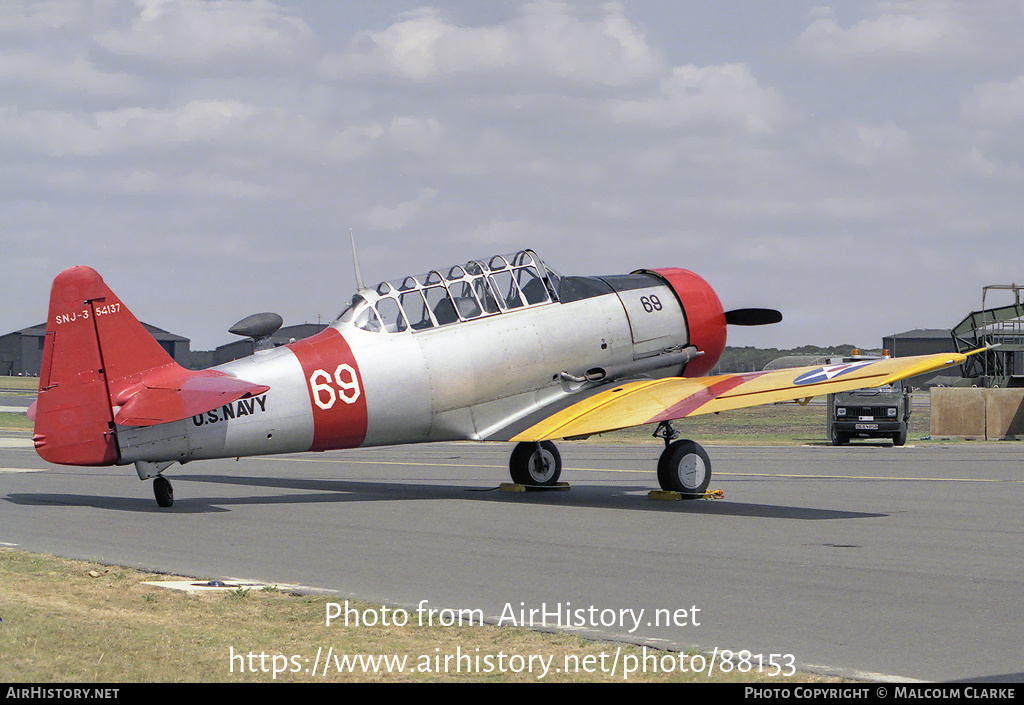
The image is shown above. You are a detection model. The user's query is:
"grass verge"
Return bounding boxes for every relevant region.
[602,399,931,446]
[0,378,39,392]
[0,391,941,446]
[0,412,32,433]
[0,548,847,683]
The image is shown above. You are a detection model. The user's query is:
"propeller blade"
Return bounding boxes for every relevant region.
[725,308,783,326]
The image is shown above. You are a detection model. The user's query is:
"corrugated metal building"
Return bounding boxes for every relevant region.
[1,323,190,376]
[883,329,958,388]
[212,323,327,366]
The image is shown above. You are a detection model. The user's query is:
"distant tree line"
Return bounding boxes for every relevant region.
[711,345,883,374]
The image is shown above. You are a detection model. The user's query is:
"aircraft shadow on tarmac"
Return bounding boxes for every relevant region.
[4,492,231,514]
[6,473,884,520]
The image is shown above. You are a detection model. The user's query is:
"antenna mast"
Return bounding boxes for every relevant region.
[350,228,365,291]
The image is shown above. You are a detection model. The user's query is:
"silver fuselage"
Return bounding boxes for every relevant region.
[116,274,690,465]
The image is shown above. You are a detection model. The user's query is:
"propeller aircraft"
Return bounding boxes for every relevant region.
[29,249,976,507]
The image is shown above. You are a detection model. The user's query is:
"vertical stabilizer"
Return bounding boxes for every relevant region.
[33,266,179,465]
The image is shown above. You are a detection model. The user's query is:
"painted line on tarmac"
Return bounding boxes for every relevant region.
[278,456,656,475]
[278,456,508,470]
[725,471,1020,483]
[275,455,1024,484]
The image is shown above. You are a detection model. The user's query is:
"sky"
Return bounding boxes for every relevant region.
[3,0,1024,351]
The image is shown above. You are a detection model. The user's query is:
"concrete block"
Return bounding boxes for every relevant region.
[986,388,1024,439]
[931,388,986,438]
[931,387,1024,439]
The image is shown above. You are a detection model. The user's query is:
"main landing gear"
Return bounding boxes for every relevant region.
[653,421,712,498]
[509,441,562,486]
[656,439,712,497]
[508,422,712,498]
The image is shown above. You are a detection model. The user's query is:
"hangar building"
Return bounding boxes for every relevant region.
[1,323,190,377]
[211,323,327,366]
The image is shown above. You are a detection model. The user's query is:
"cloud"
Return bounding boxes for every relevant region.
[0,0,94,38]
[0,100,260,156]
[322,1,659,87]
[961,75,1024,126]
[319,115,443,162]
[0,50,139,98]
[94,0,315,68]
[796,2,964,61]
[962,146,1022,181]
[608,63,786,133]
[2,2,1023,351]
[807,120,910,166]
[364,188,440,231]
[385,115,443,153]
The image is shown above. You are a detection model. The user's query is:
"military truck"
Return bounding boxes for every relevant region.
[826,355,912,446]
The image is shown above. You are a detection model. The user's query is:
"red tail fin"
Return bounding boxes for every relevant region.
[33,266,270,466]
[33,267,179,465]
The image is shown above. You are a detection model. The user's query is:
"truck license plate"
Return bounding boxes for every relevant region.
[855,423,878,430]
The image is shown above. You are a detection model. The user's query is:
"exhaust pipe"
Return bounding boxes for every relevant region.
[561,346,704,384]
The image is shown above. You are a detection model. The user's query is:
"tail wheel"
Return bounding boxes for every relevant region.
[510,441,562,486]
[657,440,711,498]
[153,475,174,508]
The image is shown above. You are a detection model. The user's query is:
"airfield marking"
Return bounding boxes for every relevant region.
[273,456,1020,483]
[278,457,509,470]
[5,450,1018,485]
[721,472,1020,483]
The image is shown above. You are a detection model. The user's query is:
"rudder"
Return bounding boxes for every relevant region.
[33,266,179,466]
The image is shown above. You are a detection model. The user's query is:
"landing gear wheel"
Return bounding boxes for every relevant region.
[153,475,174,508]
[657,440,711,498]
[509,441,562,486]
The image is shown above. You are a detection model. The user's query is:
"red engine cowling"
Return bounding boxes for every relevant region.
[645,268,727,377]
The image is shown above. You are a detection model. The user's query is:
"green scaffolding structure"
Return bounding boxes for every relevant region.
[951,285,1024,388]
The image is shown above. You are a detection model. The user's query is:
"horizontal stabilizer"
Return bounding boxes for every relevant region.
[114,371,270,427]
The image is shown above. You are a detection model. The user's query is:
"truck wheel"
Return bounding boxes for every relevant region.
[830,426,849,446]
[893,425,908,446]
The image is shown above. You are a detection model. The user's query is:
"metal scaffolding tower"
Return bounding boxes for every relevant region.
[951,285,1024,387]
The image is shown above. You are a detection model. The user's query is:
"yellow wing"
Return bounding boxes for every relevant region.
[511,349,979,442]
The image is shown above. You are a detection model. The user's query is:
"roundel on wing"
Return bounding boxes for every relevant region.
[793,360,875,386]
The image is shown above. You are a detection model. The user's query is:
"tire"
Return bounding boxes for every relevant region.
[893,424,908,446]
[657,440,711,498]
[509,441,561,486]
[830,425,849,446]
[154,475,174,507]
